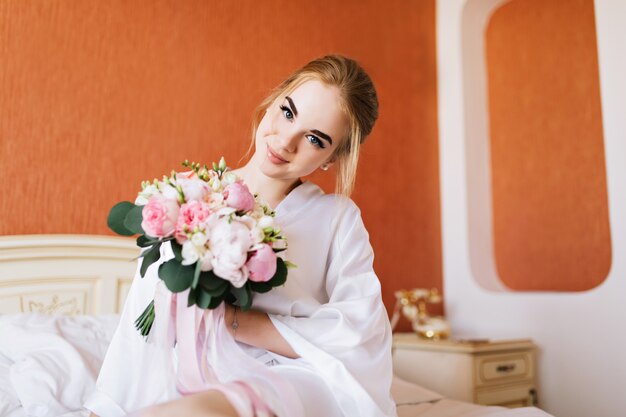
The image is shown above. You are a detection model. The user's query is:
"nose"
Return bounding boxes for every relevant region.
[275,130,299,153]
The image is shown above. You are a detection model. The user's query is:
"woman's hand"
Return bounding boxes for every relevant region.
[223,304,300,359]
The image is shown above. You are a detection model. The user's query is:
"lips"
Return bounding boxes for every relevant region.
[267,146,289,164]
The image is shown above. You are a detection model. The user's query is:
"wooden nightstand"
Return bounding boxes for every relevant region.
[392,333,538,408]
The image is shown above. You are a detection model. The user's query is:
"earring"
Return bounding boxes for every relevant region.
[321,164,329,171]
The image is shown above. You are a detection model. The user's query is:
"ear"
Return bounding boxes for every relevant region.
[324,153,340,169]
[320,160,333,171]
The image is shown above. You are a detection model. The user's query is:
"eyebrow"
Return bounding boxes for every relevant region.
[311,129,333,145]
[285,96,334,145]
[285,96,298,116]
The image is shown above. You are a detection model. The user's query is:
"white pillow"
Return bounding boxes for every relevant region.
[391,374,444,405]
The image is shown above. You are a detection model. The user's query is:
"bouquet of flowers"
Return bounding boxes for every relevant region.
[107,158,293,337]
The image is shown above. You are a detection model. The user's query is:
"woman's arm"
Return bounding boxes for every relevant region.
[223,304,299,359]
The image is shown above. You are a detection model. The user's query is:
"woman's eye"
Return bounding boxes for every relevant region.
[279,105,293,120]
[307,135,325,149]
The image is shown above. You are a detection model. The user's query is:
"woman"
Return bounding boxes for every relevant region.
[86,55,397,417]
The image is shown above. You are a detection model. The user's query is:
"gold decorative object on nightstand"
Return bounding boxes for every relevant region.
[392,333,539,408]
[391,288,451,340]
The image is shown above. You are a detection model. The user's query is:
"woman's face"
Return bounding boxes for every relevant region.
[253,79,349,182]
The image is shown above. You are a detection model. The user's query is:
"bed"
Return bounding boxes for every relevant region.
[0,234,553,417]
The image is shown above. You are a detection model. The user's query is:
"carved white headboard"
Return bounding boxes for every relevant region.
[0,234,139,315]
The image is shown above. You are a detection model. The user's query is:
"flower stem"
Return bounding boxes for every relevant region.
[134,300,155,337]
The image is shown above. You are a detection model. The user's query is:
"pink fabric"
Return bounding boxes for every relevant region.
[236,381,274,416]
[175,291,218,393]
[149,286,302,416]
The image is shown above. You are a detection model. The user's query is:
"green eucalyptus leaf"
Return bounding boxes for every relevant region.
[243,284,253,310]
[231,284,251,311]
[206,280,228,297]
[171,242,183,261]
[107,202,135,236]
[199,270,226,290]
[208,294,224,309]
[192,261,202,289]
[249,280,273,293]
[123,205,145,235]
[159,259,194,292]
[267,257,288,287]
[139,242,162,278]
[187,288,197,307]
[196,288,212,309]
[198,271,229,297]
[136,235,153,248]
[224,292,236,305]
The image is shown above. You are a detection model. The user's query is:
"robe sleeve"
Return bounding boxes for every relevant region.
[268,200,397,417]
[84,244,178,417]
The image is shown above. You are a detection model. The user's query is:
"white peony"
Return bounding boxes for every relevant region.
[216,206,237,217]
[178,178,210,202]
[200,250,214,271]
[159,182,180,201]
[237,215,256,230]
[210,218,252,287]
[208,192,224,207]
[211,245,248,288]
[211,218,252,251]
[250,226,265,245]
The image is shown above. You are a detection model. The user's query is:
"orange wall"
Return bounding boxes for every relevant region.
[0,0,441,323]
[486,0,610,291]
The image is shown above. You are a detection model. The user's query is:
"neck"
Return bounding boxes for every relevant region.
[231,160,302,210]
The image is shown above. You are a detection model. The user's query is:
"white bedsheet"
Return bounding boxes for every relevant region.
[0,314,118,417]
[0,314,552,417]
[397,399,551,417]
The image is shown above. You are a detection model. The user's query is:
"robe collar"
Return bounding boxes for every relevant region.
[274,180,324,225]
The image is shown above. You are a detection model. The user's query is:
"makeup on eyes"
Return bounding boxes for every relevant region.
[279,104,294,120]
[281,96,334,148]
[307,135,325,149]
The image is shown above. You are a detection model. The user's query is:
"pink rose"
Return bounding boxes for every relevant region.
[174,201,212,243]
[246,244,277,282]
[141,196,180,238]
[223,182,255,212]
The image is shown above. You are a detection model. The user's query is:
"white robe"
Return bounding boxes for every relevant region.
[85,180,397,417]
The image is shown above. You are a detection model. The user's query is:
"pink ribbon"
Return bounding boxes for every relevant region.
[149,285,283,416]
[176,290,238,395]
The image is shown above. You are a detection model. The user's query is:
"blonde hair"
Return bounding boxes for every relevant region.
[243,55,379,197]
